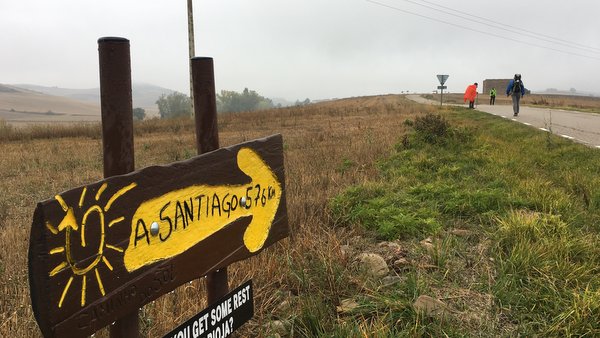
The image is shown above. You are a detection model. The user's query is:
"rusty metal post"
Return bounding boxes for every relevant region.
[191,56,229,304]
[192,57,219,153]
[98,37,135,178]
[98,36,139,338]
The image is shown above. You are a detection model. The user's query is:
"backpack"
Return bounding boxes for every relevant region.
[512,79,522,94]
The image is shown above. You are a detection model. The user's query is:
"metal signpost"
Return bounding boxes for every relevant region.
[28,38,289,338]
[436,74,449,106]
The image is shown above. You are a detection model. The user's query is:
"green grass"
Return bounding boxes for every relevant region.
[327,109,600,336]
[492,210,600,335]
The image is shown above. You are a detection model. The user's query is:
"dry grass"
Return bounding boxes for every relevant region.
[0,95,433,337]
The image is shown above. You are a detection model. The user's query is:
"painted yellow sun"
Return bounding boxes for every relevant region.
[45,182,137,308]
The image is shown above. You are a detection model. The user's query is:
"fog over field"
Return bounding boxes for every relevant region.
[1,0,599,100]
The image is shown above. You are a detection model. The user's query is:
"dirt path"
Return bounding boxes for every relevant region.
[407,94,600,148]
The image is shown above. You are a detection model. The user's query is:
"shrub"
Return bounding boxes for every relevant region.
[413,113,449,144]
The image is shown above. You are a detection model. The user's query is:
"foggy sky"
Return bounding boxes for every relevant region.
[1,0,599,100]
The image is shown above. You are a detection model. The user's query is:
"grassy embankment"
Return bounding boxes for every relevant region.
[1,95,599,337]
[330,109,600,336]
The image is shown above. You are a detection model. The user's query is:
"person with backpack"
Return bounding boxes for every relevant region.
[464,82,478,109]
[489,87,497,105]
[506,74,526,116]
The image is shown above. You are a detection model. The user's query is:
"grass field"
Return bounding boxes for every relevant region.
[1,95,599,337]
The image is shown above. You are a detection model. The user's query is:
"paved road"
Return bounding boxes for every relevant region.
[407,95,600,148]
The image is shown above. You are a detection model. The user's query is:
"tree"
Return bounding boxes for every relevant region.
[133,107,146,120]
[156,92,192,118]
[216,88,274,113]
[294,98,311,106]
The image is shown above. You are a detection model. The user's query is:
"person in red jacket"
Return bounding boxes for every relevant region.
[464,82,478,109]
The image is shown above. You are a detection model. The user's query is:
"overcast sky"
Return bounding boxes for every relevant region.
[2,0,599,100]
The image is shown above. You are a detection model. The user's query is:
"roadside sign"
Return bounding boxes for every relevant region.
[28,134,288,338]
[436,74,449,85]
[163,280,253,338]
[436,75,449,106]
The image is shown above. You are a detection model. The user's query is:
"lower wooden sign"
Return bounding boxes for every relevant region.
[164,280,253,338]
[28,135,288,337]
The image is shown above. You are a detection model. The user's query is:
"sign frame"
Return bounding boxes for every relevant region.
[436,74,449,86]
[436,74,449,106]
[28,134,288,338]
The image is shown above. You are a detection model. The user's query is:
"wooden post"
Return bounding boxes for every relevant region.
[191,56,229,304]
[98,36,139,338]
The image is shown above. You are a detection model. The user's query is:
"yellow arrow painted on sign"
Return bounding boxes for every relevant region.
[123,147,281,272]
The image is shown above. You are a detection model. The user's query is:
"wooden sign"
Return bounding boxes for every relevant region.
[163,280,253,338]
[28,134,288,338]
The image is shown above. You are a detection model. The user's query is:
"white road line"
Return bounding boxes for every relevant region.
[596,145,600,149]
[522,122,532,126]
[560,134,574,140]
[511,118,517,121]
[539,127,549,132]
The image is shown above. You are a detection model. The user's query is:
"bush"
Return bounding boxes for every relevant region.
[133,107,146,120]
[413,113,449,144]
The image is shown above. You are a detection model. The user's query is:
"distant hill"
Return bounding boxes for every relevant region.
[0,84,21,93]
[13,83,176,108]
[0,84,101,123]
[1,83,176,122]
[537,88,599,97]
[132,83,176,107]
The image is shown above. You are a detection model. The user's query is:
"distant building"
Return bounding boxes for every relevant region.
[483,79,511,95]
[483,79,531,95]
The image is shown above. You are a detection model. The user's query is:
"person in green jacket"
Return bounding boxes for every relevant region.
[489,87,497,105]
